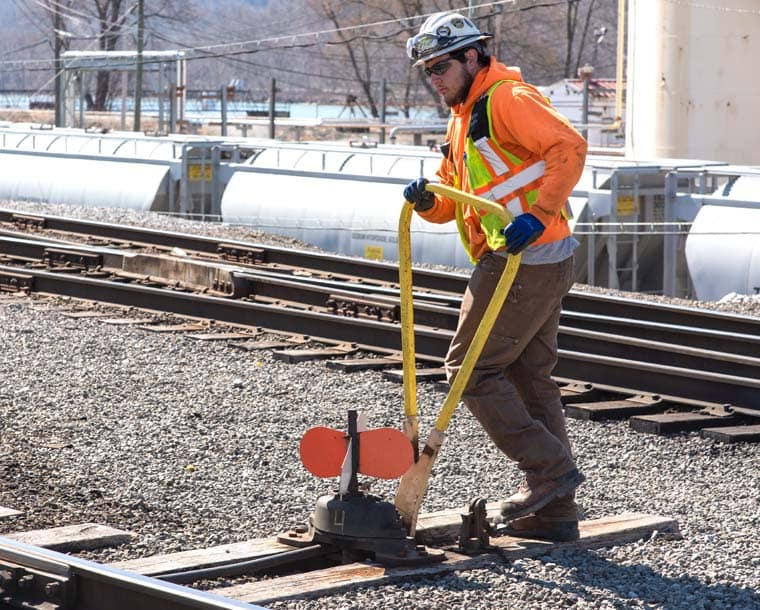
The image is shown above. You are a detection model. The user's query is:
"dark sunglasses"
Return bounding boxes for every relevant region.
[424,59,453,78]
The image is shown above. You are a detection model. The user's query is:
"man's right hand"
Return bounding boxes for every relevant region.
[403,177,435,212]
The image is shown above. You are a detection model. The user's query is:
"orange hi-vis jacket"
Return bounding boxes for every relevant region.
[419,58,587,263]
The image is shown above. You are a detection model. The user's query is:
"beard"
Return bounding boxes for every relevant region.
[443,70,474,107]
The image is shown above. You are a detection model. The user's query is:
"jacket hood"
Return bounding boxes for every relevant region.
[451,58,523,116]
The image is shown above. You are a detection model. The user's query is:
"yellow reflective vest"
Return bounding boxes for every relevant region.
[461,81,572,260]
[420,60,587,263]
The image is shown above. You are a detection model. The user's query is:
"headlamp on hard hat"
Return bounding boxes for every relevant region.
[406,12,492,66]
[406,33,456,61]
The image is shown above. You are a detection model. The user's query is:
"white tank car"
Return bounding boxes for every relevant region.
[0,152,169,211]
[221,142,478,269]
[685,175,760,301]
[221,139,593,270]
[221,169,472,269]
[0,126,190,212]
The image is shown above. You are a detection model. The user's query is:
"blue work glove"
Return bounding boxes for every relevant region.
[502,213,545,254]
[403,177,435,212]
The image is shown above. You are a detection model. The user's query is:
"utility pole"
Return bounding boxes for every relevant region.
[220,84,228,137]
[268,78,276,139]
[578,64,594,142]
[379,79,387,144]
[53,1,64,126]
[133,0,144,131]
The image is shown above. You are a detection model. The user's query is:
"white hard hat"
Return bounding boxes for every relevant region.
[406,12,492,66]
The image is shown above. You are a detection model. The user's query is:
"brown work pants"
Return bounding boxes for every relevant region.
[445,252,578,518]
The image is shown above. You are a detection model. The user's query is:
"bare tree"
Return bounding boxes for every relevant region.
[26,0,190,111]
[89,0,188,110]
[573,0,598,74]
[308,0,616,118]
[482,0,617,83]
[401,1,462,118]
[4,0,619,117]
[92,0,125,110]
[32,0,128,111]
[312,0,464,118]
[319,1,386,118]
[564,0,581,77]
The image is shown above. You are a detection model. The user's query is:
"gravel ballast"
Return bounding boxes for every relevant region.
[1,201,759,610]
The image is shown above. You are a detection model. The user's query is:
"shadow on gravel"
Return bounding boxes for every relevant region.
[513,549,760,609]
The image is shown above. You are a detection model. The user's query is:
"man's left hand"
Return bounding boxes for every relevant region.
[502,213,545,254]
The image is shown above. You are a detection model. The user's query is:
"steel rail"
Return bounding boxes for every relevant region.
[0,263,446,359]
[558,326,760,379]
[1,210,758,339]
[562,291,760,339]
[0,209,467,293]
[554,351,760,409]
[2,237,758,374]
[1,264,758,411]
[0,536,266,610]
[156,545,334,585]
[561,311,760,358]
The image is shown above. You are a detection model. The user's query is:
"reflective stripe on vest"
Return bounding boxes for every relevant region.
[461,80,571,256]
[471,136,510,176]
[476,155,546,203]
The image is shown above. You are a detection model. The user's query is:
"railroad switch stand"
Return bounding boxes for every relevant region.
[280,410,444,566]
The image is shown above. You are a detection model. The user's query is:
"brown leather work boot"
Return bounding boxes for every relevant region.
[502,514,580,542]
[501,480,530,507]
[536,493,580,521]
[500,468,585,521]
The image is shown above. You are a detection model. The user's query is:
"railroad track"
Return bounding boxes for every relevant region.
[0,211,754,608]
[0,508,680,609]
[0,534,261,610]
[0,212,759,441]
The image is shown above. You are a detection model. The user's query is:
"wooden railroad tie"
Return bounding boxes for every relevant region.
[60,310,112,319]
[701,424,760,443]
[4,523,135,552]
[327,356,403,372]
[382,367,447,383]
[630,405,742,435]
[111,510,678,606]
[273,343,356,363]
[137,323,208,333]
[185,332,258,341]
[219,512,679,605]
[99,317,158,325]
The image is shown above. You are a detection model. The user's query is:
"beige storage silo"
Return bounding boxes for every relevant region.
[626,0,760,164]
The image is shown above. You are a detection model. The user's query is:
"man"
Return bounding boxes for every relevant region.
[403,12,588,542]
